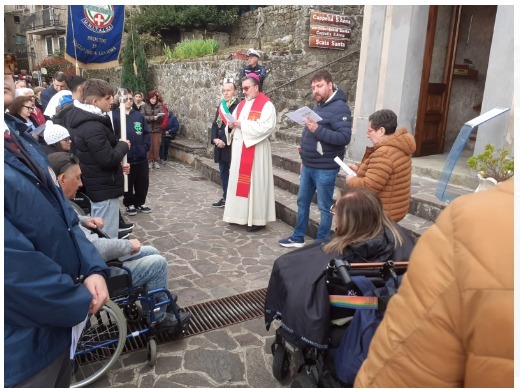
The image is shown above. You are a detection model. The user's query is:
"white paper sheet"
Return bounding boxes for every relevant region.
[70,314,89,359]
[285,106,323,126]
[334,156,357,176]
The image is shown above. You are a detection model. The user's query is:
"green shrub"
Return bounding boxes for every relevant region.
[164,39,220,60]
[467,144,514,182]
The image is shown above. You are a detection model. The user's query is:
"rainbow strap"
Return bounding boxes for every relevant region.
[329,295,378,309]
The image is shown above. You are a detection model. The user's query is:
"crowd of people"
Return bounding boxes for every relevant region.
[4,46,513,388]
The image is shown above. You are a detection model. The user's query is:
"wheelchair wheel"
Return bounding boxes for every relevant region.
[123,302,142,323]
[70,300,127,388]
[291,372,318,388]
[273,344,290,381]
[147,338,158,366]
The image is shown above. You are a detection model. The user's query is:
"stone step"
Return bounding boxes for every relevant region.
[191,154,431,241]
[169,138,474,241]
[268,141,474,222]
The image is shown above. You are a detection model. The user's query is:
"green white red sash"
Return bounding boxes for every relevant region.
[217,99,231,125]
[235,93,270,198]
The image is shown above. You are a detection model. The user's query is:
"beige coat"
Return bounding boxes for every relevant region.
[355,179,514,388]
[348,128,416,221]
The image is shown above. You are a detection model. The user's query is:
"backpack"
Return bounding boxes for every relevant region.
[161,103,169,130]
[331,276,397,385]
[164,111,180,138]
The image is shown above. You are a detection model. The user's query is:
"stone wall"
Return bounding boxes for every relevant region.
[84,5,364,150]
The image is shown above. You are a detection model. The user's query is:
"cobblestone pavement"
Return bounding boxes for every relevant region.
[92,160,297,388]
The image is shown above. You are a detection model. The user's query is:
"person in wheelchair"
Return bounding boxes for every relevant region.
[48,152,191,333]
[265,188,415,351]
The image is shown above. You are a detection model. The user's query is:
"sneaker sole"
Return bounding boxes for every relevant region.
[137,210,152,213]
[212,204,225,208]
[279,242,305,248]
[118,226,134,233]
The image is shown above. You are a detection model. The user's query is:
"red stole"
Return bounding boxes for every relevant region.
[235,93,270,198]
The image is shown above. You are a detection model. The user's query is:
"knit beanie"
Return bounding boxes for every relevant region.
[44,121,70,145]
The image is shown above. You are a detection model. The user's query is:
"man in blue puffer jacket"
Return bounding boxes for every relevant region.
[279,69,352,247]
[4,56,110,387]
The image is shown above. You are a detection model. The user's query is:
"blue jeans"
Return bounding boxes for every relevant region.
[114,246,169,320]
[219,160,231,199]
[292,166,338,241]
[90,198,120,239]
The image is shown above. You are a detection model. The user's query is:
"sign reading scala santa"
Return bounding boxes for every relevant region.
[309,11,351,50]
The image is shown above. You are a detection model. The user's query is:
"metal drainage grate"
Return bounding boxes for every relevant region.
[122,288,267,353]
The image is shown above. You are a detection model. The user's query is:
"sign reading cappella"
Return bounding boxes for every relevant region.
[309,11,351,50]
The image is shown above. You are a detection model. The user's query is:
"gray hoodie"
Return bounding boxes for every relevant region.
[78,215,134,261]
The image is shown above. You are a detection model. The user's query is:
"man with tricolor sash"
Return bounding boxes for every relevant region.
[223,74,277,232]
[210,81,239,208]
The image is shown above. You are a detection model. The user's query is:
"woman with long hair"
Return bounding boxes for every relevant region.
[140,90,165,169]
[323,187,412,262]
[265,187,415,353]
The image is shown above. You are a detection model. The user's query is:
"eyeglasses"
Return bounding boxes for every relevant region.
[61,137,71,143]
[23,106,35,112]
[367,127,382,134]
[242,85,256,92]
[330,201,337,215]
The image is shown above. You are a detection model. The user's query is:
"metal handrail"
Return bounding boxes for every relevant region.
[435,107,510,202]
[264,48,360,97]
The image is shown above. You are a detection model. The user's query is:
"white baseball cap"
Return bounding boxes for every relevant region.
[247,48,260,58]
[44,121,70,145]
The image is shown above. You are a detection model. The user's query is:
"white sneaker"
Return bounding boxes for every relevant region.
[155,162,160,169]
[148,162,153,169]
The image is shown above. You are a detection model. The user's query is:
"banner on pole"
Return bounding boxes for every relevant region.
[65,5,125,70]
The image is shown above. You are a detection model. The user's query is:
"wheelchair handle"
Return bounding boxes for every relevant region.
[333,258,352,286]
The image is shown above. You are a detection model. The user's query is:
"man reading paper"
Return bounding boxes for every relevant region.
[279,69,352,248]
[223,74,276,232]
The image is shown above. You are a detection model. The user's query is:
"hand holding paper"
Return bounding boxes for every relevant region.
[224,113,235,123]
[285,106,322,126]
[334,156,357,176]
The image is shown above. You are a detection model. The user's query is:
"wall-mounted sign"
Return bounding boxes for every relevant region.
[309,36,348,50]
[310,11,352,28]
[309,25,351,39]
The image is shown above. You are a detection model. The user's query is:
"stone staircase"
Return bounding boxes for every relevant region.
[169,136,476,242]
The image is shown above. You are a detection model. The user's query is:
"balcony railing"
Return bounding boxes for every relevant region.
[25,7,66,32]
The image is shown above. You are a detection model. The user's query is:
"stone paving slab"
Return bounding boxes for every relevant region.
[127,161,296,306]
[98,160,298,388]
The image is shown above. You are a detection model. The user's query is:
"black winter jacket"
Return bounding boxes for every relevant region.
[112,108,151,164]
[300,87,352,169]
[210,98,239,163]
[67,106,129,202]
[264,224,414,349]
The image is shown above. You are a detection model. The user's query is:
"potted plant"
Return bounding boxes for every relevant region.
[466,144,514,191]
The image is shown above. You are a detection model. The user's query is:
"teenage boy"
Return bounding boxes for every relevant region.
[66,78,130,238]
[112,89,152,215]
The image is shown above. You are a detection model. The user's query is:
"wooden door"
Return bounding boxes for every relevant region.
[415,6,461,156]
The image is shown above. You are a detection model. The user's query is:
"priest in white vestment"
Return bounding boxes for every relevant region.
[223,74,276,232]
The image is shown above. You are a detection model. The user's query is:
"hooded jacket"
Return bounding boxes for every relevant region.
[112,108,151,164]
[300,87,352,169]
[265,225,414,349]
[67,102,129,202]
[355,179,514,388]
[348,128,416,221]
[4,113,109,386]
